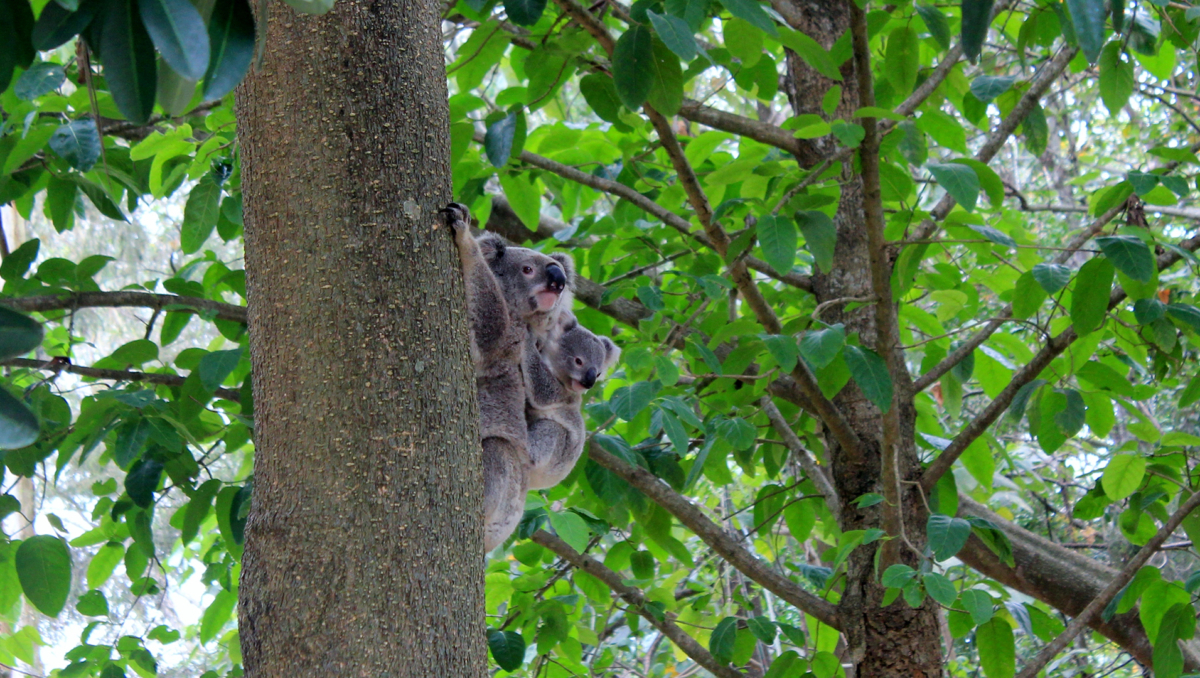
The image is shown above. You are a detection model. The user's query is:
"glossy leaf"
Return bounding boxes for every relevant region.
[202,0,255,100]
[1096,235,1154,282]
[1067,0,1106,63]
[844,345,892,413]
[16,536,72,617]
[139,0,211,80]
[99,0,158,124]
[757,214,797,275]
[927,162,980,212]
[927,513,971,561]
[49,119,102,172]
[648,10,697,62]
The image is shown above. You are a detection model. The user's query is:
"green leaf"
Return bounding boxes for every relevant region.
[761,334,799,373]
[800,324,844,370]
[75,589,109,616]
[1154,603,1195,678]
[0,239,39,281]
[879,162,914,202]
[99,0,159,124]
[16,536,72,617]
[724,17,762,67]
[1067,0,1106,63]
[757,214,797,275]
[0,389,40,450]
[1102,453,1145,501]
[773,27,841,80]
[613,25,655,110]
[916,4,951,50]
[0,307,44,361]
[927,162,980,212]
[717,417,756,450]
[924,572,958,606]
[1096,235,1154,282]
[710,616,738,663]
[795,209,835,273]
[844,345,893,413]
[764,651,802,678]
[202,0,255,100]
[74,177,128,221]
[15,62,66,99]
[181,479,221,546]
[181,174,222,253]
[717,0,777,36]
[547,510,590,552]
[885,26,919,94]
[1099,41,1134,114]
[1023,103,1048,155]
[960,589,994,625]
[579,73,624,124]
[1011,271,1047,319]
[504,0,545,25]
[961,0,995,62]
[611,381,660,420]
[976,618,1016,678]
[646,37,683,116]
[747,616,776,644]
[969,75,1015,103]
[86,542,124,589]
[1070,257,1114,335]
[1054,388,1086,437]
[200,589,236,643]
[49,119,102,172]
[648,10,697,61]
[32,0,101,51]
[927,513,971,561]
[1179,376,1200,408]
[1167,303,1200,334]
[1031,262,1071,294]
[139,0,210,79]
[969,224,1015,248]
[882,563,917,588]
[125,458,163,508]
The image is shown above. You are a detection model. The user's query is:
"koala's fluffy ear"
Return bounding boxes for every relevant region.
[550,252,576,286]
[477,233,507,262]
[600,337,621,372]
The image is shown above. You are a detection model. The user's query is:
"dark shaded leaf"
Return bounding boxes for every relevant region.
[961,0,995,62]
[15,62,66,100]
[202,0,254,100]
[139,0,210,79]
[504,0,545,25]
[124,458,163,508]
[16,536,71,617]
[0,307,44,361]
[916,4,951,49]
[844,345,893,413]
[717,0,776,36]
[99,0,158,123]
[1096,235,1154,282]
[1031,262,1071,294]
[49,119,102,172]
[927,162,980,212]
[181,174,222,253]
[927,513,971,560]
[795,209,835,273]
[648,10,697,61]
[1067,0,1106,62]
[488,629,526,671]
[613,25,655,110]
[31,0,100,51]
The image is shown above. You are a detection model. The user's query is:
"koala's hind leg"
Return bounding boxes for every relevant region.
[442,203,511,363]
[526,412,584,490]
[483,437,529,551]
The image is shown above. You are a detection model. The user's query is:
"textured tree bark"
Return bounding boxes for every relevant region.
[235,0,486,675]
[777,0,942,673]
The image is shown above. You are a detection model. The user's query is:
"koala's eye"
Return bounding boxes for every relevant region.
[522,265,533,274]
[575,357,584,366]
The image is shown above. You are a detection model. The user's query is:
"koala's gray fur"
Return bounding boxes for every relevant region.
[524,311,620,490]
[443,204,572,551]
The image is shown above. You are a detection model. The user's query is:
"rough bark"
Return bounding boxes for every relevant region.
[777,0,941,673]
[235,0,486,675]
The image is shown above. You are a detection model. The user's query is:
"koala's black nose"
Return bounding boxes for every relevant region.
[546,263,566,292]
[582,368,597,389]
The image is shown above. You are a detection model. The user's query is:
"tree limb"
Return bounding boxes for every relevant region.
[1014,491,1200,677]
[3,357,242,401]
[586,442,843,630]
[0,291,248,324]
[760,396,839,516]
[530,530,747,678]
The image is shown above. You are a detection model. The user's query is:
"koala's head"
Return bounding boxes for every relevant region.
[478,233,572,319]
[545,313,621,392]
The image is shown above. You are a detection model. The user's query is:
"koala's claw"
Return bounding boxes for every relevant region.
[440,202,471,234]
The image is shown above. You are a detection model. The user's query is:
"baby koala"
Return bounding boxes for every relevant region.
[524,311,620,489]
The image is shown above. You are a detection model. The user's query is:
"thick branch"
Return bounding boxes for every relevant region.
[1015,491,1200,677]
[530,530,746,678]
[587,442,843,629]
[957,497,1200,670]
[3,357,242,401]
[1,291,247,324]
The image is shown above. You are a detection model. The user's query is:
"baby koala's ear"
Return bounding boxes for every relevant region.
[550,252,575,286]
[477,232,506,262]
[600,336,621,372]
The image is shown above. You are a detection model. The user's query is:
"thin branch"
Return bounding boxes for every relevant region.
[759,396,839,517]
[920,230,1200,491]
[586,442,843,630]
[530,530,746,678]
[1,291,247,324]
[3,357,242,402]
[1020,202,1200,221]
[1014,491,1200,678]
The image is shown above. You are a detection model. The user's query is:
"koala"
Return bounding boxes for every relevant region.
[524,311,620,490]
[482,235,575,345]
[442,204,571,551]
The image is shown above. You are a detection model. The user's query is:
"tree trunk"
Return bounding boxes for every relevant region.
[777,0,942,673]
[235,0,486,674]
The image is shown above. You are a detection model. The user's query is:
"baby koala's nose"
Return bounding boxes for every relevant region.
[546,263,566,292]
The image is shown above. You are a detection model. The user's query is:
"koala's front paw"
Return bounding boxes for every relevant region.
[440,202,471,234]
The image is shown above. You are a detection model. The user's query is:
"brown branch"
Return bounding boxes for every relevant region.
[3,357,242,402]
[586,442,843,630]
[530,530,746,678]
[1015,491,1200,678]
[908,45,1080,242]
[1020,203,1200,220]
[920,230,1200,491]
[760,396,839,516]
[1,291,247,324]
[679,99,820,165]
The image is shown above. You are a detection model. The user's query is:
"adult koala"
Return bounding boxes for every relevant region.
[442,203,571,551]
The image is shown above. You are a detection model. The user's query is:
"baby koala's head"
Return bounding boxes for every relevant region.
[543,312,620,392]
